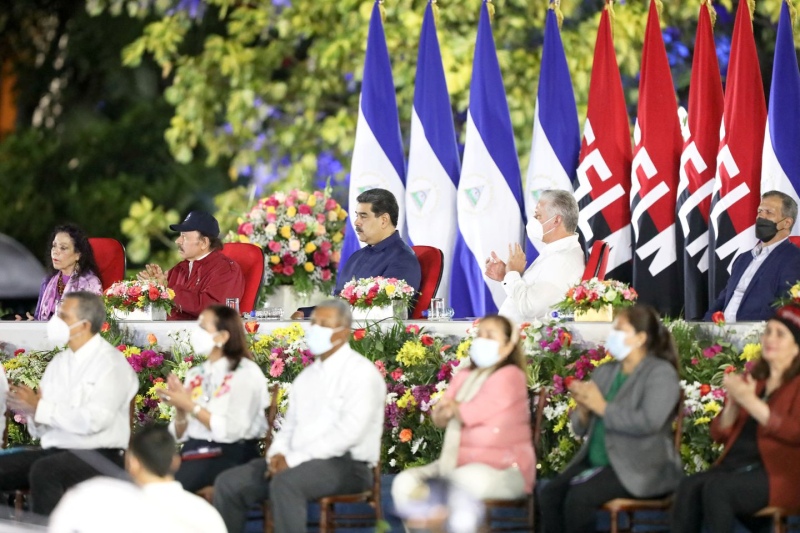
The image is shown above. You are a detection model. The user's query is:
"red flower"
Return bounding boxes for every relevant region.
[405,324,420,335]
[420,334,434,346]
[559,331,572,348]
[564,376,576,389]
[391,368,404,381]
[116,345,127,352]
[711,311,725,325]
[148,286,160,300]
[244,321,260,334]
[724,365,737,374]
[101,322,110,333]
[128,286,142,298]
[699,384,711,396]
[297,204,312,215]
[13,348,25,357]
[283,265,295,276]
[353,328,366,341]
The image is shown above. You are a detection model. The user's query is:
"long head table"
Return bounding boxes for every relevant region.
[0,318,764,354]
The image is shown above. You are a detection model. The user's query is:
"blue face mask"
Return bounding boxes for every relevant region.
[605,329,632,361]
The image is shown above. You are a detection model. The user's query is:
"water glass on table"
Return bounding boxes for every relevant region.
[429,298,445,321]
[225,298,240,313]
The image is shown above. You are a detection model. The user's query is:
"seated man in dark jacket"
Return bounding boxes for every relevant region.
[138,211,245,320]
[705,191,800,322]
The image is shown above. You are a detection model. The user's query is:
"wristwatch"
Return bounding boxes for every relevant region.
[191,404,202,417]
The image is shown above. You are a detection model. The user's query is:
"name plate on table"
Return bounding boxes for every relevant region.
[113,305,167,321]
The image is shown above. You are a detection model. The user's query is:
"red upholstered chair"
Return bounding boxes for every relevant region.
[411,246,445,319]
[222,242,264,313]
[789,236,800,248]
[582,240,611,281]
[88,238,126,291]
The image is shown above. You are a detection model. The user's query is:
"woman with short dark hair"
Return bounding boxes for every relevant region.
[159,305,270,492]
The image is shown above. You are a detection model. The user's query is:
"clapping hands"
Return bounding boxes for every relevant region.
[137,264,168,286]
[485,243,527,280]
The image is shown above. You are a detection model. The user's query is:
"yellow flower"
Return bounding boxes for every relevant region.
[304,242,317,253]
[287,206,297,218]
[124,346,142,358]
[553,416,567,433]
[307,195,317,207]
[693,416,711,426]
[332,232,343,243]
[280,226,292,239]
[704,402,721,415]
[567,397,577,409]
[740,343,762,362]
[337,207,347,221]
[396,389,417,409]
[167,289,175,299]
[591,355,613,367]
[304,262,314,273]
[238,234,250,244]
[396,340,427,367]
[456,339,472,360]
[385,284,396,295]
[266,206,276,214]
[3,359,21,371]
[270,255,281,264]
[791,283,800,299]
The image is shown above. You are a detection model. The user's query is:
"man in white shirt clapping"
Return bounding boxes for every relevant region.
[485,190,586,323]
[213,299,387,533]
[1,292,138,516]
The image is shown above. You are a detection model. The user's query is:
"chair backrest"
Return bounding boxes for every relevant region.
[582,240,611,281]
[88,238,126,291]
[222,242,265,313]
[673,390,685,452]
[411,246,444,319]
[531,388,549,453]
[2,410,8,449]
[790,236,800,248]
[263,384,280,453]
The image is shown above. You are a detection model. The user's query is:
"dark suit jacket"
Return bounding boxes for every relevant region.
[705,240,800,321]
[569,357,683,498]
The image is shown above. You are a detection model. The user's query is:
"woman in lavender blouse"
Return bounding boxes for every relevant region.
[24,224,102,321]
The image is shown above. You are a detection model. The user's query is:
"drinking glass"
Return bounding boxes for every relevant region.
[225,298,240,313]
[429,298,445,321]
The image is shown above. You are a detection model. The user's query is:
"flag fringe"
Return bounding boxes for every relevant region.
[379,0,386,25]
[431,0,440,26]
[549,0,564,29]
[605,0,615,35]
[701,0,718,27]
[655,0,663,18]
[486,0,495,21]
[787,0,797,26]
[747,0,756,18]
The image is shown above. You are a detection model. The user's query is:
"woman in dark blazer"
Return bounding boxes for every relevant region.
[539,304,682,533]
[671,304,800,532]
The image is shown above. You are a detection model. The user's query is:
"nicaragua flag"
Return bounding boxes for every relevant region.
[451,0,525,317]
[406,1,460,300]
[524,3,580,261]
[339,0,407,271]
[761,0,800,235]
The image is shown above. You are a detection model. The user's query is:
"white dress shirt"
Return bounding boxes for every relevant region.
[724,238,787,322]
[49,477,227,533]
[141,481,227,532]
[268,343,386,468]
[29,334,138,449]
[498,234,585,323]
[0,366,7,439]
[169,356,269,443]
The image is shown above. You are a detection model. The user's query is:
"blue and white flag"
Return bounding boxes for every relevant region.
[406,1,461,300]
[524,4,581,261]
[761,0,800,235]
[340,1,407,271]
[451,1,525,317]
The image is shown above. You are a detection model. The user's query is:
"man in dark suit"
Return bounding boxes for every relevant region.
[706,191,800,322]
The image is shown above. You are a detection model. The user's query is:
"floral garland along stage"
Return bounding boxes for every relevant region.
[233,188,348,296]
[1,314,765,476]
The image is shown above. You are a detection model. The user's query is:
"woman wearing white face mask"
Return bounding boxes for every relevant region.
[539,304,682,533]
[392,315,535,513]
[158,305,269,493]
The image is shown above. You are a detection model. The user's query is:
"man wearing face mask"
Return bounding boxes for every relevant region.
[213,299,386,533]
[485,190,585,322]
[0,292,138,516]
[705,191,800,322]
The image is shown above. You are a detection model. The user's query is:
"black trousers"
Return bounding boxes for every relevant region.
[174,438,261,493]
[670,465,770,533]
[0,447,126,516]
[538,461,633,533]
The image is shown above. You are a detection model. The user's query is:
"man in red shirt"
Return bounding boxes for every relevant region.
[138,211,244,320]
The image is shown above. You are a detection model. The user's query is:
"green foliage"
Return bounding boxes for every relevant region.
[121,196,182,266]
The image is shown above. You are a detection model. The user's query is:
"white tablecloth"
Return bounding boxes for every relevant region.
[0,318,764,353]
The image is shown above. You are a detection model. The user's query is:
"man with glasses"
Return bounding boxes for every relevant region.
[0,292,138,517]
[138,210,244,320]
[706,191,800,322]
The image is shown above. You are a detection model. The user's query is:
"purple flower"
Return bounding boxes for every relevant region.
[552,375,565,395]
[142,350,163,368]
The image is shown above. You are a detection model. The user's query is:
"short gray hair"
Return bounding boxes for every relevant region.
[540,190,579,233]
[317,299,353,328]
[762,190,798,225]
[65,291,107,333]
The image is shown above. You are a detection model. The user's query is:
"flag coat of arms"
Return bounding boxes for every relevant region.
[340,0,408,271]
[406,1,461,300]
[708,0,767,300]
[630,0,684,317]
[677,0,724,319]
[574,1,633,282]
[451,0,525,317]
[761,0,800,237]
[524,3,581,262]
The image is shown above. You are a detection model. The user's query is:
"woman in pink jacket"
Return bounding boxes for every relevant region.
[391,314,535,508]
